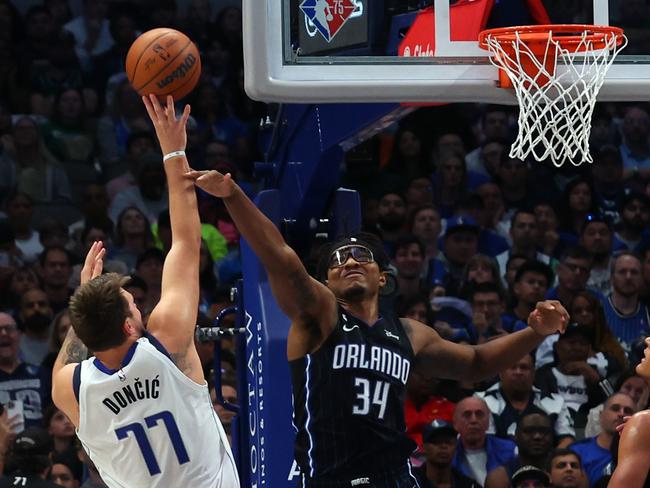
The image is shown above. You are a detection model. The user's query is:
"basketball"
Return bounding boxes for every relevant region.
[126,28,201,100]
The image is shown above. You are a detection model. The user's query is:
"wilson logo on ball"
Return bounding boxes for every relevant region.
[156,53,198,89]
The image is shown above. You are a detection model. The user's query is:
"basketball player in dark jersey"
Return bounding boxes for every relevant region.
[186,169,569,488]
[610,337,650,488]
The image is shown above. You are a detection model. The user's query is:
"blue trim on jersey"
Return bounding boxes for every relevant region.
[73,363,81,402]
[144,332,172,361]
[305,354,315,478]
[93,341,139,375]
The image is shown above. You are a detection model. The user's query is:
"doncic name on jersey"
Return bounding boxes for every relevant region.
[102,375,160,415]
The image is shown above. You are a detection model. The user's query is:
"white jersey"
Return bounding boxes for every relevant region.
[75,334,239,488]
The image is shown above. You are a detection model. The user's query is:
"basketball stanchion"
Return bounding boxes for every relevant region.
[478,24,627,166]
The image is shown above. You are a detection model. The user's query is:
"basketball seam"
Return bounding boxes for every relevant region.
[153,54,201,98]
[128,30,174,84]
[135,39,193,93]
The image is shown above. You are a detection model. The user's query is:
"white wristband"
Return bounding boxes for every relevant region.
[163,150,186,162]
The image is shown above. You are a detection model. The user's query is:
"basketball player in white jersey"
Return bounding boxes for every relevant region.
[51,95,239,488]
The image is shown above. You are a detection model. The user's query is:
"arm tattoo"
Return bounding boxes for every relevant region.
[170,351,192,376]
[64,337,88,365]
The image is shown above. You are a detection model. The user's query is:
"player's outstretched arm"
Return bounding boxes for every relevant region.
[185,170,337,343]
[141,95,203,381]
[609,410,650,488]
[52,241,105,425]
[409,300,568,381]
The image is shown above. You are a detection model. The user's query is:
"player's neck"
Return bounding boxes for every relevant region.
[94,336,139,370]
[339,298,380,326]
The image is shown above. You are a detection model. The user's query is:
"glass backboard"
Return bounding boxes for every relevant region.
[243,0,650,103]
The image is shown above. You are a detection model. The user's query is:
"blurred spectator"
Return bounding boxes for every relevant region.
[484,412,554,488]
[510,465,550,488]
[548,448,585,488]
[48,455,80,488]
[533,203,560,257]
[580,215,617,295]
[535,324,621,429]
[414,419,479,488]
[0,265,39,314]
[393,235,428,299]
[442,216,480,295]
[40,308,70,372]
[110,206,154,271]
[591,146,625,223]
[43,405,81,477]
[409,204,443,262]
[459,254,506,300]
[496,210,553,279]
[405,370,456,450]
[432,133,466,170]
[199,240,218,314]
[210,373,237,444]
[613,192,650,253]
[42,88,96,165]
[405,176,434,214]
[584,370,650,438]
[468,282,511,341]
[63,0,113,72]
[397,294,435,326]
[466,106,511,177]
[619,106,650,179]
[496,158,532,210]
[189,81,249,148]
[557,179,599,249]
[38,219,69,251]
[506,261,553,324]
[17,6,57,69]
[90,9,138,94]
[0,311,50,429]
[105,131,156,201]
[374,191,408,250]
[452,397,517,486]
[108,160,168,225]
[95,79,150,170]
[18,288,53,365]
[641,242,650,303]
[5,191,42,263]
[68,183,112,249]
[477,354,575,445]
[122,275,147,318]
[432,153,470,218]
[38,246,73,314]
[0,427,60,487]
[545,246,595,307]
[569,392,635,487]
[477,182,510,238]
[455,195,509,258]
[385,126,429,184]
[602,251,650,351]
[504,254,528,292]
[8,116,71,203]
[134,248,163,314]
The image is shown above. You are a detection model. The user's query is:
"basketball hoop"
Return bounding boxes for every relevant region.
[478,24,626,166]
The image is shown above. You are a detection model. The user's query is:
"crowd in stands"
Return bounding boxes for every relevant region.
[0,0,649,487]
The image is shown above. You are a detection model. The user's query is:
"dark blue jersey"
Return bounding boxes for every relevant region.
[290,308,417,482]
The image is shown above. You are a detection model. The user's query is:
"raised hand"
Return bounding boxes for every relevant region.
[527,300,569,336]
[141,94,191,155]
[80,241,105,285]
[185,169,237,199]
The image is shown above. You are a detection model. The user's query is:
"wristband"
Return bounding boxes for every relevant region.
[163,150,186,162]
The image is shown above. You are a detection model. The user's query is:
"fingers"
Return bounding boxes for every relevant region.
[180,103,191,126]
[185,170,211,180]
[166,95,175,124]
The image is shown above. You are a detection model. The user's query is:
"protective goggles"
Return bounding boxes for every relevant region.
[328,245,375,268]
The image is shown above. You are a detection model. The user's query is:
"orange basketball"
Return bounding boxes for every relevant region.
[126,28,201,100]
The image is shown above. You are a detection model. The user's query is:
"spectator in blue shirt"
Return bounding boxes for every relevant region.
[570,392,636,487]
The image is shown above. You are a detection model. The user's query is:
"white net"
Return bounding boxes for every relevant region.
[483,28,627,166]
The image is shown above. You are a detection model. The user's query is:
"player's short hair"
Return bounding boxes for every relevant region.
[69,273,132,352]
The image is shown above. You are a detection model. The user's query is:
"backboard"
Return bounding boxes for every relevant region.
[242,0,650,103]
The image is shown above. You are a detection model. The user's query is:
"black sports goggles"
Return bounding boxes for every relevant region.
[328,245,375,268]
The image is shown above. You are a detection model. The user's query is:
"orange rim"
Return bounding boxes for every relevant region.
[478,24,625,53]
